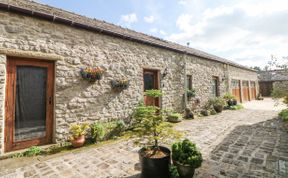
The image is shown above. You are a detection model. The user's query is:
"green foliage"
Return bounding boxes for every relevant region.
[229,104,244,110]
[90,120,126,143]
[69,123,89,139]
[132,90,181,148]
[208,97,226,107]
[23,146,42,157]
[172,139,203,168]
[167,112,183,123]
[223,93,236,100]
[90,122,105,143]
[144,89,163,98]
[279,109,288,122]
[169,165,180,178]
[187,89,196,98]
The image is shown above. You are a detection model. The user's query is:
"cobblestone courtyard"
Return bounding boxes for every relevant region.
[0,98,287,178]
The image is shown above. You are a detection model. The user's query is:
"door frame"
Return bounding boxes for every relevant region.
[143,68,160,107]
[4,57,55,152]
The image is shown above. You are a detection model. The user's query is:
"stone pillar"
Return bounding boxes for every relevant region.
[239,80,243,102]
[0,54,7,155]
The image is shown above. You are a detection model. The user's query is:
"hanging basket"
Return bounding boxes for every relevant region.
[110,79,130,91]
[80,67,105,82]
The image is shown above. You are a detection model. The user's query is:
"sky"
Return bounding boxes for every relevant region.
[38,0,288,68]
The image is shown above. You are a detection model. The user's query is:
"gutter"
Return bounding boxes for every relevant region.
[0,2,255,72]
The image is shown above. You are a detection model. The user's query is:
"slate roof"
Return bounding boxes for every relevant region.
[0,0,255,72]
[258,70,288,81]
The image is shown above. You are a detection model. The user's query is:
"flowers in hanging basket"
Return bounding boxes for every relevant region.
[80,67,105,82]
[110,79,130,90]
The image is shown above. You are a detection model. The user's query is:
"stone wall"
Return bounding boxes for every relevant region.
[273,81,288,93]
[0,10,258,153]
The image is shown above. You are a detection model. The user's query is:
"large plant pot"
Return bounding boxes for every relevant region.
[174,161,195,178]
[139,146,171,178]
[70,135,85,148]
[227,99,234,106]
[214,105,223,113]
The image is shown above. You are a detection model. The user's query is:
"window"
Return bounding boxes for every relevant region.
[212,76,219,97]
[186,75,192,90]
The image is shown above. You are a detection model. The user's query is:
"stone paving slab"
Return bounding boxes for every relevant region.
[0,99,287,178]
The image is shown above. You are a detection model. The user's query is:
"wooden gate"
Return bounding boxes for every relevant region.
[231,79,241,102]
[242,81,250,101]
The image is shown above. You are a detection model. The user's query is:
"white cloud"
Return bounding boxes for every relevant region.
[149,28,158,33]
[167,0,288,67]
[144,15,155,23]
[120,13,138,26]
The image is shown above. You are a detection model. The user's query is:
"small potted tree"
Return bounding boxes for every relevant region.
[69,123,89,148]
[133,89,181,178]
[208,97,226,113]
[172,139,203,178]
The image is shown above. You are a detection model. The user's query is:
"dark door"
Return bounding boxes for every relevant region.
[143,69,159,107]
[212,76,219,97]
[259,81,273,96]
[5,57,54,152]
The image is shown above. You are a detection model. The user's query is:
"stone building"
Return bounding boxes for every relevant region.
[0,0,258,154]
[258,70,288,96]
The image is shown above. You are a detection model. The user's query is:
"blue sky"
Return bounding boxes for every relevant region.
[38,0,288,68]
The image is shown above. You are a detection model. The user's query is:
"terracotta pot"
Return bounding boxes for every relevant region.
[213,105,223,113]
[70,135,85,148]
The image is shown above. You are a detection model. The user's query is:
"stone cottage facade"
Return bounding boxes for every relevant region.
[0,0,258,154]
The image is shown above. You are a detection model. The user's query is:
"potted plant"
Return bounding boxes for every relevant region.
[110,79,130,91]
[80,67,105,82]
[167,112,183,123]
[133,90,181,178]
[172,139,203,178]
[223,93,237,106]
[69,123,89,148]
[208,97,226,113]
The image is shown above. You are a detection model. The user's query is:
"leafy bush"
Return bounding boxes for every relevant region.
[210,109,217,115]
[24,146,42,157]
[279,109,288,122]
[144,89,163,97]
[169,165,180,178]
[208,97,226,107]
[167,112,183,123]
[69,123,89,139]
[90,120,126,143]
[172,139,203,168]
[200,110,209,116]
[229,104,244,110]
[223,93,236,100]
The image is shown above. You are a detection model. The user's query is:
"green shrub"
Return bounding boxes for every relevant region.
[24,146,42,157]
[167,112,183,123]
[279,109,288,122]
[90,120,126,143]
[223,93,236,100]
[169,165,180,178]
[210,109,217,115]
[200,110,209,116]
[172,139,203,168]
[208,97,226,107]
[229,104,244,110]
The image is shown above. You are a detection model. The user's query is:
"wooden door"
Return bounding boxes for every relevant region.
[231,79,241,102]
[259,81,273,96]
[250,81,256,100]
[143,69,160,107]
[5,57,54,152]
[242,81,250,101]
[212,76,220,97]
